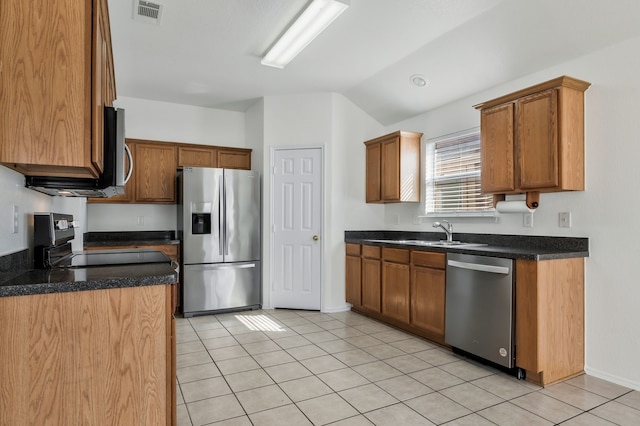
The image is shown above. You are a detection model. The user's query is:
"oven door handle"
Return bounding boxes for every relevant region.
[447,259,510,275]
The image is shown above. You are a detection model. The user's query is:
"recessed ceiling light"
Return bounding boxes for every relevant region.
[410,74,429,87]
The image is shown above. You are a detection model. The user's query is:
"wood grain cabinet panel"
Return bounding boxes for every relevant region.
[480,103,515,193]
[410,250,446,343]
[361,246,382,313]
[133,141,177,203]
[364,131,422,203]
[217,148,252,170]
[410,265,446,343]
[515,258,585,386]
[382,261,410,323]
[0,0,115,178]
[345,248,362,307]
[475,76,590,199]
[0,285,174,425]
[178,145,218,168]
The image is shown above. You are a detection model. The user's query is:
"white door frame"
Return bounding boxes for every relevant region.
[269,145,325,311]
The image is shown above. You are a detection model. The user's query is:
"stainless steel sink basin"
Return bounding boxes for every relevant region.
[366,239,487,248]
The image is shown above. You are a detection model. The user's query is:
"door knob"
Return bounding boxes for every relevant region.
[313,235,319,241]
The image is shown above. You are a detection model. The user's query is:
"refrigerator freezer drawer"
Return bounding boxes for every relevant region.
[183,261,261,316]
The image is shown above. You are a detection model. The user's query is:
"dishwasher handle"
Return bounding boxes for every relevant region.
[447,259,510,275]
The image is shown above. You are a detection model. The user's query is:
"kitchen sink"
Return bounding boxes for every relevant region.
[366,239,487,248]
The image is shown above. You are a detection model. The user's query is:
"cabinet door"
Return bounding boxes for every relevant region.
[0,0,97,178]
[217,148,252,170]
[134,142,177,203]
[177,145,217,168]
[382,261,410,323]
[411,265,446,342]
[381,137,401,201]
[362,258,381,312]
[365,143,381,202]
[517,89,559,190]
[481,103,516,193]
[345,255,362,307]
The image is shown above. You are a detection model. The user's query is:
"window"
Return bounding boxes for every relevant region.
[424,128,494,216]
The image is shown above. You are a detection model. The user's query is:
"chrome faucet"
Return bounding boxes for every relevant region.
[433,220,453,242]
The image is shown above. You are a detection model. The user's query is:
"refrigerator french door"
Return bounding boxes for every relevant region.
[181,167,261,317]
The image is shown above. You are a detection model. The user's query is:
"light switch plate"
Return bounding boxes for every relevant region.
[559,212,571,228]
[12,205,19,234]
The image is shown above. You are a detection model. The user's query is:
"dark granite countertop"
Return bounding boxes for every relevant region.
[0,262,177,298]
[83,231,180,247]
[345,231,589,261]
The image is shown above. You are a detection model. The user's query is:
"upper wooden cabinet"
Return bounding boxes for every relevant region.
[90,140,177,204]
[91,140,252,204]
[177,144,252,170]
[364,131,422,203]
[0,0,116,178]
[475,76,591,196]
[178,145,218,168]
[133,141,177,204]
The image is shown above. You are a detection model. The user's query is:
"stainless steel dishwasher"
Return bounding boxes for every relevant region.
[445,253,515,369]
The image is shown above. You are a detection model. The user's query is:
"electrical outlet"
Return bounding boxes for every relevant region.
[12,205,19,234]
[413,216,422,225]
[559,212,571,228]
[523,213,533,228]
[137,216,144,226]
[394,215,400,225]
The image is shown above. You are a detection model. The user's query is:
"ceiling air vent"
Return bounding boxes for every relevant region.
[133,0,163,25]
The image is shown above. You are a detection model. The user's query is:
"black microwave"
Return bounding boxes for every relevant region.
[25,107,131,197]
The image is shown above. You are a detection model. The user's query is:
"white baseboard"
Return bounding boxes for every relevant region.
[584,366,640,391]
[321,304,352,313]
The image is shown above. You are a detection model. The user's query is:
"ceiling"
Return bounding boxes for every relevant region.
[108,0,640,125]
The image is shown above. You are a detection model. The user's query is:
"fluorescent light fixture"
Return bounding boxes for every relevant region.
[261,0,350,69]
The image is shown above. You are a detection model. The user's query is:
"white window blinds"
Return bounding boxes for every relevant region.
[425,129,494,215]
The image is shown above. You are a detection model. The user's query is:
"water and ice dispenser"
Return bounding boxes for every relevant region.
[190,202,212,235]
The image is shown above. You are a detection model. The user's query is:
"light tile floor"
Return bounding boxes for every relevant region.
[175,309,640,425]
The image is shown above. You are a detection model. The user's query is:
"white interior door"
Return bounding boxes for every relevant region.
[271,147,322,310]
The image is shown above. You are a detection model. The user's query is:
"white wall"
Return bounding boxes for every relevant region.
[87,97,247,232]
[381,35,640,390]
[259,93,383,312]
[0,166,87,256]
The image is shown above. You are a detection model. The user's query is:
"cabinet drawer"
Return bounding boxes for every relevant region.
[411,251,445,269]
[346,243,361,256]
[382,247,410,263]
[362,245,381,259]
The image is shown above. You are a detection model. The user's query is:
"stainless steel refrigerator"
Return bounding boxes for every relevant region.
[179,167,261,317]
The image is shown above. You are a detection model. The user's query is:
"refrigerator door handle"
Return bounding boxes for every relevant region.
[190,263,256,271]
[218,178,224,255]
[224,176,229,256]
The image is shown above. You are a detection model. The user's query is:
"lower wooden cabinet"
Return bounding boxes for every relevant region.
[346,244,446,344]
[361,245,382,313]
[345,243,362,307]
[410,251,446,344]
[515,257,584,386]
[382,248,410,323]
[0,285,175,425]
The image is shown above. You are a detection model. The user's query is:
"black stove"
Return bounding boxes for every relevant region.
[34,213,171,269]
